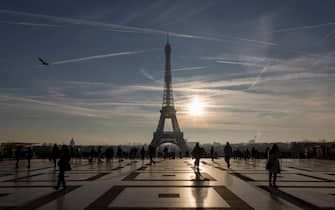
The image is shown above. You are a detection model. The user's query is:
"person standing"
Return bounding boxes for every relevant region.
[89,147,95,163]
[110,147,114,161]
[192,142,201,171]
[149,145,155,164]
[55,145,71,190]
[265,147,270,159]
[210,146,215,161]
[224,142,233,168]
[51,144,59,167]
[140,146,145,161]
[266,144,280,188]
[97,146,103,163]
[163,147,168,160]
[15,146,21,168]
[105,147,112,162]
[117,146,123,162]
[26,147,33,169]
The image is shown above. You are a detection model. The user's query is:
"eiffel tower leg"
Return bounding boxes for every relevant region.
[157,113,165,132]
[171,115,180,132]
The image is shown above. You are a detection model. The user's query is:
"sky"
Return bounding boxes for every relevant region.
[1,0,335,145]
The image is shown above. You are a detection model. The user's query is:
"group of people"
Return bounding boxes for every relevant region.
[232,147,265,160]
[85,145,156,163]
[193,142,233,169]
[192,142,281,187]
[14,142,281,189]
[14,146,33,169]
[14,144,71,190]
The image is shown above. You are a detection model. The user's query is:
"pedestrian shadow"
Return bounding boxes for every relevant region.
[192,169,209,208]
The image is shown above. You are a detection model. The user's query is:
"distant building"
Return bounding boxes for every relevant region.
[0,142,37,158]
[248,139,256,144]
[69,138,75,146]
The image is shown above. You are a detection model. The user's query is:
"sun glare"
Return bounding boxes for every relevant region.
[187,96,205,116]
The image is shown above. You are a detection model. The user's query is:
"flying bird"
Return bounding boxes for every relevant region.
[38,57,49,65]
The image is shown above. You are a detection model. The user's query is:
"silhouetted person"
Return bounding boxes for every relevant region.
[15,146,21,168]
[51,144,59,167]
[70,146,74,159]
[224,142,232,168]
[245,149,250,160]
[210,146,215,161]
[266,144,280,188]
[140,146,145,161]
[265,147,270,159]
[55,145,71,190]
[117,146,123,162]
[105,147,113,161]
[251,147,256,159]
[163,147,168,160]
[149,145,155,164]
[89,147,95,163]
[97,146,103,163]
[26,147,33,168]
[235,148,241,159]
[110,147,114,161]
[192,142,201,171]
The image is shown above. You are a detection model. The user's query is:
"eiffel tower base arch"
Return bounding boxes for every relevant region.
[151,131,188,154]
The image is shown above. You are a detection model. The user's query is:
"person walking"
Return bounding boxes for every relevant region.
[55,145,71,190]
[26,147,33,169]
[224,142,233,168]
[192,142,201,171]
[266,144,280,188]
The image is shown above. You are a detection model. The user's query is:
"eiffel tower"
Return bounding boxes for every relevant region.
[150,37,188,153]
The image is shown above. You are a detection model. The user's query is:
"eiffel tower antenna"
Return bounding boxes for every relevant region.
[150,38,188,154]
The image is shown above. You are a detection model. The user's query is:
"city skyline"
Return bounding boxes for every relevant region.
[1,0,335,145]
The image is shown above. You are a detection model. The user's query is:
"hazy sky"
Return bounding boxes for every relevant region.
[1,0,335,145]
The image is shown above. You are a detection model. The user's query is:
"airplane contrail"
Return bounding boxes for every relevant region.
[323,29,335,40]
[216,60,262,67]
[52,49,151,65]
[139,69,155,81]
[6,9,329,59]
[0,21,61,27]
[172,66,208,72]
[104,28,144,33]
[247,67,268,90]
[274,21,335,33]
[0,9,277,46]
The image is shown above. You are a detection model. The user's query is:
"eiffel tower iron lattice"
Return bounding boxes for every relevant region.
[150,37,188,153]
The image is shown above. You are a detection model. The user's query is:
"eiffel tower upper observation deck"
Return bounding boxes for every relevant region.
[150,37,188,154]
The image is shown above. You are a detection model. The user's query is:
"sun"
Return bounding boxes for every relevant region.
[187,96,205,116]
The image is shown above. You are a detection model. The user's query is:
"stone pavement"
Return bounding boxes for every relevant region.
[0,158,334,210]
